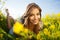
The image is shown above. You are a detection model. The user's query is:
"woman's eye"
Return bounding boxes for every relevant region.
[30,14,33,16]
[37,13,40,15]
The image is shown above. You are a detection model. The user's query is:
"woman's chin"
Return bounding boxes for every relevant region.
[33,22,38,25]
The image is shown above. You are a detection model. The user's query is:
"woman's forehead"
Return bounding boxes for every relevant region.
[29,8,40,14]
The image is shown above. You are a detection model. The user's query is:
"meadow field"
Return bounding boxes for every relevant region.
[0,11,60,40]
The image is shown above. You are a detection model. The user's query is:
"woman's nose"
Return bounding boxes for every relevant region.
[34,15,37,20]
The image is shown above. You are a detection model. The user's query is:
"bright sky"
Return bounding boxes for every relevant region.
[1,0,60,19]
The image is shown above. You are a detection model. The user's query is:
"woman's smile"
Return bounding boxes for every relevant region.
[29,8,40,25]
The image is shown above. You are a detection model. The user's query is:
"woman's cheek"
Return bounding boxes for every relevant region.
[29,16,34,20]
[38,15,40,19]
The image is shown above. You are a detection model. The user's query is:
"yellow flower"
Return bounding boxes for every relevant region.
[37,32,41,40]
[29,35,32,39]
[0,34,3,38]
[44,22,48,26]
[0,13,1,16]
[0,11,2,16]
[57,13,60,17]
[16,38,19,40]
[54,31,60,37]
[45,14,50,18]
[13,21,24,35]
[43,28,50,37]
[24,28,28,34]
[0,19,3,21]
[49,25,55,30]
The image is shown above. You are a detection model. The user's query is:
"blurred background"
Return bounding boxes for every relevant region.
[0,0,60,40]
[0,0,60,19]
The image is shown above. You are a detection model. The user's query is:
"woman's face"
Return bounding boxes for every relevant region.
[29,8,40,25]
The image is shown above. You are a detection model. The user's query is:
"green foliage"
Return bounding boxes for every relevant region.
[0,10,9,32]
[39,13,60,40]
[0,11,60,40]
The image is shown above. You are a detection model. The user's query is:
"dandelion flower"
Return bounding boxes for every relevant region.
[13,21,24,34]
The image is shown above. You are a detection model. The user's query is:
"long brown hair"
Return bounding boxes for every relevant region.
[21,3,43,34]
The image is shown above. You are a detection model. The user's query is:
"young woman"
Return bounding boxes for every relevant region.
[6,3,43,36]
[21,3,43,34]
